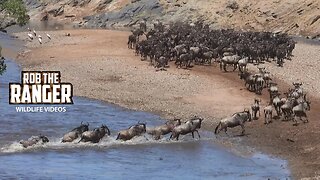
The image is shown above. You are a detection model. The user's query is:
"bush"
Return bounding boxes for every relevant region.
[0,0,29,26]
[0,45,7,75]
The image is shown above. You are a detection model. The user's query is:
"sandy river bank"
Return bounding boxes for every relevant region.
[10,29,320,179]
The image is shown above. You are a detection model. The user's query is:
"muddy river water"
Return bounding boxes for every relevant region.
[0,32,291,179]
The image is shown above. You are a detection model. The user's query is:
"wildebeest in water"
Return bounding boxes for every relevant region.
[62,121,89,143]
[20,135,49,148]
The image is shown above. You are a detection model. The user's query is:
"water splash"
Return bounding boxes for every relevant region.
[0,134,214,154]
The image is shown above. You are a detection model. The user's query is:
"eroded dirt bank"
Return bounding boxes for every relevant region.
[13,29,320,179]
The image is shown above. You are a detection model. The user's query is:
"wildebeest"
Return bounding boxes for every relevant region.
[132,29,144,41]
[170,116,203,140]
[155,56,168,71]
[263,104,273,124]
[268,82,279,102]
[147,118,181,140]
[79,124,110,143]
[128,34,136,49]
[254,74,264,94]
[20,135,49,148]
[62,121,89,143]
[116,122,147,141]
[272,93,283,117]
[238,57,248,72]
[292,100,311,125]
[239,71,256,92]
[262,71,272,88]
[220,55,241,72]
[214,109,251,135]
[280,97,296,121]
[139,19,147,32]
[251,98,261,120]
[292,82,304,97]
[176,53,192,68]
[201,51,216,65]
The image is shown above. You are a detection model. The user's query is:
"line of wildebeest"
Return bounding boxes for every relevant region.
[19,72,311,149]
[19,80,310,148]
[19,116,204,148]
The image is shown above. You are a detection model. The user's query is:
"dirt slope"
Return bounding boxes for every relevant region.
[23,0,320,37]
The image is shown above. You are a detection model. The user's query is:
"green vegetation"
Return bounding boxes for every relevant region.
[0,44,6,75]
[0,60,6,75]
[0,0,29,26]
[0,0,27,75]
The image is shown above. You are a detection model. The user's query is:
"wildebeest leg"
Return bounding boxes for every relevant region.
[233,64,237,71]
[292,116,298,126]
[154,134,161,140]
[239,65,243,73]
[304,116,308,123]
[265,117,268,124]
[191,132,195,138]
[251,111,255,120]
[116,133,121,140]
[195,130,201,138]
[240,124,245,135]
[78,137,84,143]
[223,64,227,72]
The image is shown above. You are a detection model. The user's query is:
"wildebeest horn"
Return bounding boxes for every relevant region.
[86,122,89,126]
[105,125,111,135]
[81,121,83,125]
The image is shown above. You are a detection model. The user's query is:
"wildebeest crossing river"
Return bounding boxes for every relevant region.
[0,33,291,179]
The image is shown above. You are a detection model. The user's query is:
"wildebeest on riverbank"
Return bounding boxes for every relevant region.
[129,20,296,70]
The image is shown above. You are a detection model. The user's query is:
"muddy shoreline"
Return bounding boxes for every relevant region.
[4,28,319,179]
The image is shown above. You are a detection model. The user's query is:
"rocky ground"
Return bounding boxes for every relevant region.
[14,29,320,179]
[0,12,17,32]
[21,0,320,38]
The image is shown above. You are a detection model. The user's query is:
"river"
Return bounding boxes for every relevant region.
[0,31,291,179]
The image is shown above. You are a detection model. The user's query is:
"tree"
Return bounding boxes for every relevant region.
[0,0,28,75]
[0,0,29,26]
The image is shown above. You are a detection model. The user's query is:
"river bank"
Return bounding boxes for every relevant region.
[10,29,320,179]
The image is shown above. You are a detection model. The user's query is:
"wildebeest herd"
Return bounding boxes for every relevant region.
[127,21,311,132]
[18,21,311,149]
[128,20,295,71]
[19,117,203,148]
